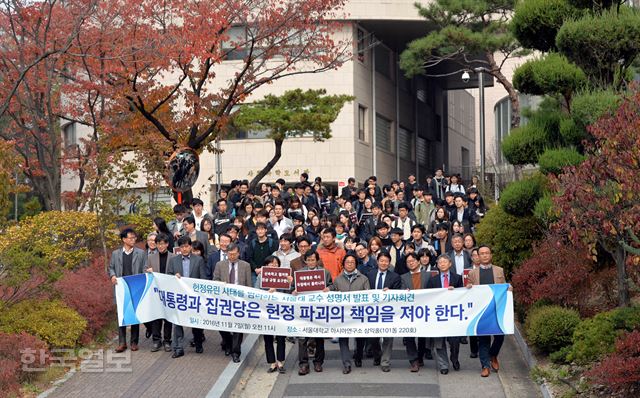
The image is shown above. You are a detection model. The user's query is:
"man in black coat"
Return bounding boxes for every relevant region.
[426,254,464,374]
[366,252,402,372]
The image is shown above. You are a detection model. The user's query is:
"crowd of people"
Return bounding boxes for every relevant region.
[108,170,507,379]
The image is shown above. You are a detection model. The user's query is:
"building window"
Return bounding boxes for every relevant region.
[376,113,392,152]
[222,26,247,61]
[374,45,393,80]
[417,137,428,165]
[63,122,76,148]
[358,105,367,141]
[398,127,412,161]
[357,28,366,62]
[461,147,470,181]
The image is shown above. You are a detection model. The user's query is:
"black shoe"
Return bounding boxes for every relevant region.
[278,365,286,374]
[267,365,278,373]
[354,359,362,368]
[343,366,351,374]
[452,360,460,371]
[470,352,478,359]
[145,329,151,339]
[381,365,390,372]
[171,350,184,358]
[189,339,195,347]
[460,337,468,344]
[440,369,449,375]
[373,358,381,366]
[224,348,231,356]
[151,342,162,352]
[195,346,203,354]
[425,351,433,360]
[232,354,240,363]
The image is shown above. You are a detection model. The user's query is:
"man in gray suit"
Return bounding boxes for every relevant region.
[213,242,252,362]
[167,236,207,358]
[182,215,211,257]
[109,228,148,353]
[447,234,472,276]
[400,252,430,372]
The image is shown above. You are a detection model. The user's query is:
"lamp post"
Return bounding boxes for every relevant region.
[474,67,487,187]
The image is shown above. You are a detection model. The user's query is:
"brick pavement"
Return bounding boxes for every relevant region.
[44,329,231,398]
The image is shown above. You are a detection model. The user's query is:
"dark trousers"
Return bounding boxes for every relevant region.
[339,337,366,367]
[404,337,427,362]
[221,331,243,355]
[469,336,478,355]
[298,338,325,365]
[151,319,172,343]
[173,326,203,352]
[264,335,286,364]
[448,336,460,361]
[118,324,139,345]
[478,335,504,369]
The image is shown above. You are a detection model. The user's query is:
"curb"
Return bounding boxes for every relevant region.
[513,324,553,398]
[206,333,260,398]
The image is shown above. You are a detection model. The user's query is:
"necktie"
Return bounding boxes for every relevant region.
[377,272,384,289]
[443,273,449,288]
[229,262,236,284]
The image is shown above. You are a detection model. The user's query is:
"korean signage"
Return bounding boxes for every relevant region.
[294,269,326,292]
[260,268,291,289]
[115,273,514,338]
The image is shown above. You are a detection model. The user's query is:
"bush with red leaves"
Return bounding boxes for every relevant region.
[54,256,115,343]
[512,235,593,313]
[587,330,640,397]
[0,332,49,395]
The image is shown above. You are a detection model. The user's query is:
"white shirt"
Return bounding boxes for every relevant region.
[194,212,208,230]
[272,217,293,238]
[454,251,465,275]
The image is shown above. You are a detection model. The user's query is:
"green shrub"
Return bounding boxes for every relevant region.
[556,8,640,87]
[549,345,572,364]
[538,147,585,175]
[609,305,640,332]
[511,0,583,52]
[567,311,618,364]
[559,117,586,147]
[533,193,558,226]
[571,89,622,131]
[0,300,87,348]
[513,53,587,99]
[474,206,543,276]
[525,305,581,353]
[500,174,546,217]
[501,124,549,166]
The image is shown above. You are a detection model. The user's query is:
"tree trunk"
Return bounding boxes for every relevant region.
[612,243,630,307]
[486,52,521,129]
[249,138,284,191]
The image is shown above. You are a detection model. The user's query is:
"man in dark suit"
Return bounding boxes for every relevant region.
[447,234,472,276]
[213,242,252,362]
[206,233,231,280]
[366,251,402,372]
[425,254,464,375]
[145,233,176,352]
[182,215,211,257]
[167,236,207,358]
[109,228,148,353]
[449,193,478,230]
[400,253,429,372]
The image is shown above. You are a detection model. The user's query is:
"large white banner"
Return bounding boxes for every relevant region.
[116,273,514,338]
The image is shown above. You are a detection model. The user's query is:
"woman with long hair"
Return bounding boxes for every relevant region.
[154,217,175,250]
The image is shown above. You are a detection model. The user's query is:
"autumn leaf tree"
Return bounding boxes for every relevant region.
[70,0,351,202]
[0,0,98,210]
[552,88,640,307]
[232,89,353,190]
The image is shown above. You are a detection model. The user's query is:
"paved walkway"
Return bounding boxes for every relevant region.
[43,329,233,398]
[42,330,539,398]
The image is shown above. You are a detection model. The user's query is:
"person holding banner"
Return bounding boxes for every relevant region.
[425,254,463,375]
[400,252,429,372]
[466,245,508,377]
[330,252,370,374]
[213,242,252,362]
[366,251,402,372]
[256,255,293,374]
[146,233,175,352]
[294,250,332,375]
[166,236,207,358]
[468,247,481,359]
[109,228,148,353]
